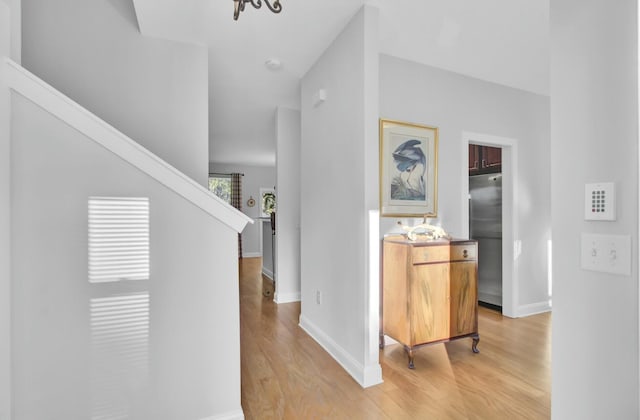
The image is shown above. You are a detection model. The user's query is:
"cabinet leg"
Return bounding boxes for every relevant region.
[379,333,385,350]
[472,334,480,353]
[406,348,415,369]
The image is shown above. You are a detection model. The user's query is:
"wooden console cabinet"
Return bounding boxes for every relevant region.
[380,236,479,369]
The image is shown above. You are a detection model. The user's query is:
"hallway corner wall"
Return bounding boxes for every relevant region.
[551,0,639,417]
[300,5,382,387]
[0,2,11,418]
[275,107,301,303]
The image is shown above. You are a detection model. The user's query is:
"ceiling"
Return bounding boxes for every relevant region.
[133,0,549,167]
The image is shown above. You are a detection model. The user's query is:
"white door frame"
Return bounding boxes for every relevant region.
[462,132,519,318]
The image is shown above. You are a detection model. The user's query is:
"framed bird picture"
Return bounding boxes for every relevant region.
[379,119,438,217]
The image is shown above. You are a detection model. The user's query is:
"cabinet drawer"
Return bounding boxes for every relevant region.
[451,244,477,261]
[411,245,449,264]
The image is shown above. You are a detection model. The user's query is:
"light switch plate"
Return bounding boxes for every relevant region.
[580,233,631,276]
[584,182,615,221]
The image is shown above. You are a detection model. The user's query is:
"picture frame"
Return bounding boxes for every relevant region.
[379,119,438,217]
[259,187,276,218]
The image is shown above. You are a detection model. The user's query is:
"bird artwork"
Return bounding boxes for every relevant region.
[391,139,426,200]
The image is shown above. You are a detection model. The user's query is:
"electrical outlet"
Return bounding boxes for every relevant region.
[315,290,322,305]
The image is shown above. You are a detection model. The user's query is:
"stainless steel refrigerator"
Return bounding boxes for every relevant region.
[469,173,502,308]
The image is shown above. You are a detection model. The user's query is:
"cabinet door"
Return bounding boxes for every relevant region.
[382,242,411,346]
[450,261,478,337]
[483,146,502,168]
[410,263,450,345]
[468,144,479,171]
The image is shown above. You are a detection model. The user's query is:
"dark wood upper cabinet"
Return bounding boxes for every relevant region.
[469,144,480,171]
[469,144,501,174]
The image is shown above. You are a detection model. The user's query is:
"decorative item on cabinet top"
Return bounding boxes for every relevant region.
[397,220,450,241]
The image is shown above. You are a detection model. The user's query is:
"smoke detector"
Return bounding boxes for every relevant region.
[265,58,282,70]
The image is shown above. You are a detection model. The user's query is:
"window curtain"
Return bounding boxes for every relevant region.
[230,173,243,258]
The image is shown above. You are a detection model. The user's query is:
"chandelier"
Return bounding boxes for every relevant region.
[233,0,282,21]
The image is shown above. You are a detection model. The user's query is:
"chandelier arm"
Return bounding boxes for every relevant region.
[262,0,282,13]
[233,0,243,20]
[233,0,281,20]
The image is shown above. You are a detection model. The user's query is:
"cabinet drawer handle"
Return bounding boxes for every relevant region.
[463,249,468,258]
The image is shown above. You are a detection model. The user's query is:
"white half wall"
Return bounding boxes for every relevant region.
[209,162,276,258]
[378,55,551,316]
[300,5,382,388]
[11,92,243,419]
[551,0,639,417]
[275,107,301,303]
[21,0,209,184]
[0,2,11,418]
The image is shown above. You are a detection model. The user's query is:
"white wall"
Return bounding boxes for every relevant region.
[551,0,639,417]
[9,0,18,63]
[275,107,301,303]
[209,162,276,258]
[300,5,382,387]
[0,2,11,418]
[379,55,551,314]
[21,0,209,185]
[261,219,275,278]
[11,93,243,419]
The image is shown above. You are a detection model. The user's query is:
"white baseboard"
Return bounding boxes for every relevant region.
[274,291,301,304]
[478,291,502,307]
[381,335,399,346]
[262,268,274,280]
[516,300,552,317]
[243,252,261,258]
[362,363,383,388]
[199,408,244,420]
[299,315,383,388]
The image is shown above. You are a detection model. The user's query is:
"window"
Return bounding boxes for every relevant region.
[88,197,150,283]
[208,174,232,204]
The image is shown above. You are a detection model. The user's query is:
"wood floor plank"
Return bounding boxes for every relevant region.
[239,257,550,419]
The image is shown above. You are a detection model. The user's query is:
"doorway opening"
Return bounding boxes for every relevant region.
[469,145,503,312]
[462,132,519,318]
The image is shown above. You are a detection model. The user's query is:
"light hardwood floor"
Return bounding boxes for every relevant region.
[240,257,550,419]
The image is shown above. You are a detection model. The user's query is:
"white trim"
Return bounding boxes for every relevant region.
[262,267,274,281]
[199,408,245,420]
[381,335,399,346]
[637,2,640,409]
[0,31,11,420]
[274,292,301,304]
[365,210,382,385]
[242,252,261,259]
[299,315,383,388]
[462,131,519,318]
[478,292,502,307]
[3,58,253,234]
[516,301,552,318]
